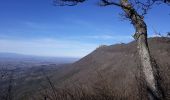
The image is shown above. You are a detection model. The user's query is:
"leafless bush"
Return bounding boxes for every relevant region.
[134,65,148,100]
[0,70,14,100]
[39,70,151,100]
[157,63,170,100]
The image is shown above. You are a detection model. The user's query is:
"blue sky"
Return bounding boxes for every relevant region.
[0,0,170,57]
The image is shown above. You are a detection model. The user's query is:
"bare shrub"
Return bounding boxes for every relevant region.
[0,70,14,100]
[39,70,151,100]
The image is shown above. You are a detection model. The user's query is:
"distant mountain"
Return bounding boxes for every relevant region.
[0,52,79,63]
[0,52,26,58]
[0,52,79,69]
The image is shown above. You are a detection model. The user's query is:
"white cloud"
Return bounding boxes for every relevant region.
[65,34,133,42]
[85,35,114,39]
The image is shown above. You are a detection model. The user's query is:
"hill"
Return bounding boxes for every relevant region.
[47,37,170,100]
[52,37,170,83]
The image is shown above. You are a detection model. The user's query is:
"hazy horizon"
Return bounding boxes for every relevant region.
[0,52,81,58]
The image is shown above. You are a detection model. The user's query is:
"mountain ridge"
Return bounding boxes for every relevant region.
[52,37,170,90]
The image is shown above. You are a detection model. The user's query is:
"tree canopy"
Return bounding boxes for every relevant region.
[54,0,170,19]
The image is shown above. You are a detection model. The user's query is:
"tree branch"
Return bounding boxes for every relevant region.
[53,0,85,6]
[100,0,130,9]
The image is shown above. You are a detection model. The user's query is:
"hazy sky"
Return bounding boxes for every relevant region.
[0,0,170,57]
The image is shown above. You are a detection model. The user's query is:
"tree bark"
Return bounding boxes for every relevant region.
[120,0,162,100]
[137,31,161,100]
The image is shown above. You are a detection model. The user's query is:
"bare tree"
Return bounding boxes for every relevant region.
[54,0,169,100]
[164,0,170,3]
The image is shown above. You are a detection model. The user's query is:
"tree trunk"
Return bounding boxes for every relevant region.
[136,29,161,100]
[134,16,162,100]
[120,0,162,99]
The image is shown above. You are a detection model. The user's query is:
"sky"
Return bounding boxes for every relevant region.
[0,0,170,58]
